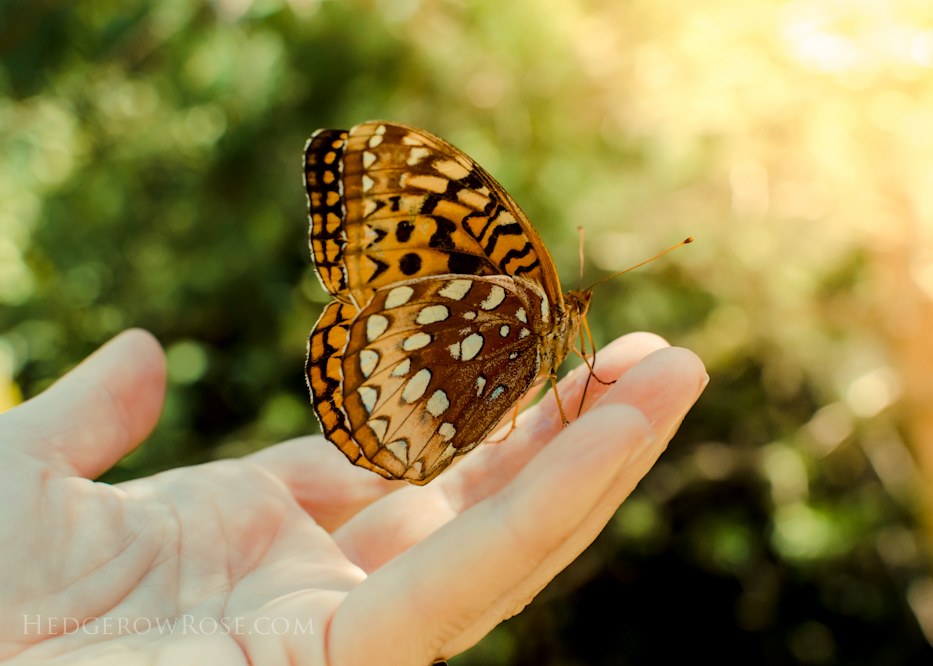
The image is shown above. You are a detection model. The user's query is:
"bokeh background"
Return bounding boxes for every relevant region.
[3,0,933,662]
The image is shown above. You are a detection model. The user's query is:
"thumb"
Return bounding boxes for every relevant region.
[0,329,166,478]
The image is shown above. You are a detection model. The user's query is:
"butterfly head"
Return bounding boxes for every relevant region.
[565,289,592,318]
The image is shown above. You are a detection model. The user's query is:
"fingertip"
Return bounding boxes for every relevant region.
[597,345,706,442]
[604,331,671,354]
[92,329,167,445]
[661,346,708,399]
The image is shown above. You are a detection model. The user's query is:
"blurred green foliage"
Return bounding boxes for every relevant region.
[3,0,933,663]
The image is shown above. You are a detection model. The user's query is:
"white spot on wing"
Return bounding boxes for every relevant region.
[457,189,491,210]
[416,304,450,325]
[435,443,457,466]
[480,286,506,311]
[499,325,510,337]
[520,328,530,339]
[461,333,484,361]
[426,390,450,416]
[359,386,378,413]
[402,135,422,146]
[387,439,409,464]
[362,151,376,168]
[362,199,377,217]
[439,422,456,441]
[385,285,414,309]
[448,341,461,359]
[509,351,519,360]
[375,124,387,135]
[402,368,432,403]
[476,376,486,396]
[359,349,379,378]
[368,135,383,149]
[391,358,411,377]
[362,174,375,192]
[463,311,477,320]
[490,385,505,401]
[439,279,472,300]
[434,159,471,180]
[516,307,527,323]
[368,418,388,443]
[540,298,549,322]
[366,315,388,342]
[407,146,430,165]
[406,174,448,193]
[402,332,432,351]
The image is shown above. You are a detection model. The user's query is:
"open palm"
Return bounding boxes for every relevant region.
[0,329,705,665]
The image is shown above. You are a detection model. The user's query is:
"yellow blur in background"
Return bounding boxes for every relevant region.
[3,0,933,661]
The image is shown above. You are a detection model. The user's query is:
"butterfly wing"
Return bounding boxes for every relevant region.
[304,121,564,307]
[306,301,395,479]
[339,274,548,485]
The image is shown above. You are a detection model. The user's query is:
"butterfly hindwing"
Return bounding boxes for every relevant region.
[340,274,547,484]
[306,300,394,479]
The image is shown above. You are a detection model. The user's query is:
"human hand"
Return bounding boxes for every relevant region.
[0,329,706,665]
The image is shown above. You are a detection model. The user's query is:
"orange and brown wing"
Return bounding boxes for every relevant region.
[306,301,394,479]
[304,121,563,307]
[339,274,547,485]
[305,129,352,300]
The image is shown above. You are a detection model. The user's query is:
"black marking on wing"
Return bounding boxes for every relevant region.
[421,192,442,215]
[500,241,533,269]
[460,170,486,191]
[476,207,505,243]
[396,219,414,243]
[367,199,387,218]
[446,251,484,274]
[400,252,422,276]
[484,222,523,255]
[461,211,488,238]
[305,128,349,293]
[429,217,457,250]
[512,258,541,276]
[367,256,389,282]
[367,225,388,247]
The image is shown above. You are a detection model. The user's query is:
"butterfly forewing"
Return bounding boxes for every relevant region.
[305,122,563,308]
[305,129,351,299]
[340,275,546,484]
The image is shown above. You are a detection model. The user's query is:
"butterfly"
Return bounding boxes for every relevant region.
[304,121,595,485]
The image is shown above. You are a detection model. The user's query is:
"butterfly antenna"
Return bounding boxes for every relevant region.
[577,226,585,292]
[585,237,694,292]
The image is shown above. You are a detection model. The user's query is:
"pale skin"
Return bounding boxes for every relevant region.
[0,328,707,665]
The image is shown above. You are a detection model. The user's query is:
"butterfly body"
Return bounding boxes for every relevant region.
[305,121,590,485]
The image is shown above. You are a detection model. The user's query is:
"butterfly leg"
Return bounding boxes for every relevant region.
[488,402,520,443]
[551,374,570,427]
[574,316,618,418]
[572,348,617,386]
